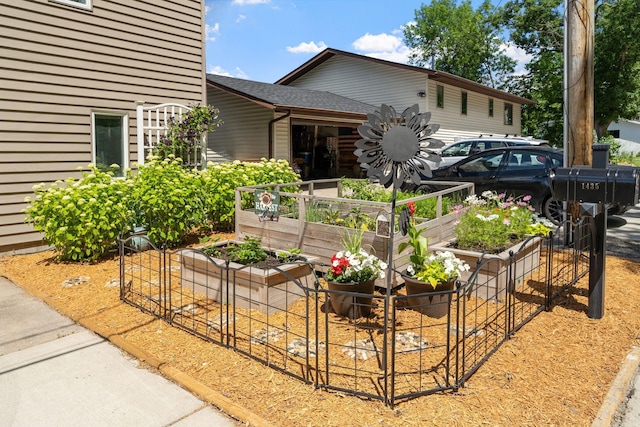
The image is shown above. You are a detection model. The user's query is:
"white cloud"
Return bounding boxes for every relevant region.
[352,32,411,64]
[502,42,532,75]
[204,5,210,15]
[236,14,246,23]
[207,65,249,80]
[352,32,402,53]
[365,46,412,64]
[286,41,327,54]
[205,23,220,42]
[232,0,269,5]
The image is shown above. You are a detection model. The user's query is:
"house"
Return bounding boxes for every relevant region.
[206,74,377,178]
[608,119,640,154]
[0,0,206,252]
[275,48,534,145]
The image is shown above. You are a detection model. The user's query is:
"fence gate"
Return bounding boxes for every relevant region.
[135,101,207,168]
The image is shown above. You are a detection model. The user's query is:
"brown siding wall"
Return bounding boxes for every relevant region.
[0,0,206,251]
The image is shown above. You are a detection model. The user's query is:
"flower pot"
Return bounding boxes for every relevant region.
[326,279,375,319]
[403,276,454,318]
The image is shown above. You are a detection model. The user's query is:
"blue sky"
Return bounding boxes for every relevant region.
[204,0,530,84]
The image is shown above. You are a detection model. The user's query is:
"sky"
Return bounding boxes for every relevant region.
[204,0,531,84]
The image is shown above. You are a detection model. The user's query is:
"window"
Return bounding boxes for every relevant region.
[437,85,444,108]
[92,112,128,176]
[504,103,513,125]
[488,99,494,117]
[461,91,467,115]
[52,0,92,10]
[610,130,620,138]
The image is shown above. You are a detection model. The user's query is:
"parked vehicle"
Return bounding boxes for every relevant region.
[414,146,630,224]
[416,146,563,223]
[423,135,550,170]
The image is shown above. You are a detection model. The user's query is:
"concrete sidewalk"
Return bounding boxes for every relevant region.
[0,276,237,427]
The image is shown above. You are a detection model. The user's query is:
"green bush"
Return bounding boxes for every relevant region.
[132,156,206,246]
[23,165,135,261]
[200,158,300,231]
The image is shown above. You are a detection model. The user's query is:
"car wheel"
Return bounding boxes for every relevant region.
[543,196,564,225]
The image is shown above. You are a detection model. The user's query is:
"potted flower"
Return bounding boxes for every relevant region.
[430,191,553,301]
[325,230,387,319]
[398,202,469,317]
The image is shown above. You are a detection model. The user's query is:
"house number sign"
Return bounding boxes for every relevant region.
[581,182,600,190]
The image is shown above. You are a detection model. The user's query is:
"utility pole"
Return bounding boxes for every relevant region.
[564,0,595,167]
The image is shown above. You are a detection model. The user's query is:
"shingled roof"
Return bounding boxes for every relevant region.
[206,73,377,116]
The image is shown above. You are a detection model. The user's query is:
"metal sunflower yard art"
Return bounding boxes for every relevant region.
[354,103,444,189]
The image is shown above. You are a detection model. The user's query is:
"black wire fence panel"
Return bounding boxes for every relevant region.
[119,224,591,406]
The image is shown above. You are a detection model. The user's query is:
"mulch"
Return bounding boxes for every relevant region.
[2,233,640,427]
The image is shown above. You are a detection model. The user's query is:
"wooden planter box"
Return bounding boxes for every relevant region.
[180,242,318,314]
[235,180,471,290]
[430,237,543,302]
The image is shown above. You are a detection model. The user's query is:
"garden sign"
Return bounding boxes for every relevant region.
[254,190,280,222]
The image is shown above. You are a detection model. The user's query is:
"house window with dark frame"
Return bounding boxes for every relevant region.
[489,99,494,117]
[504,103,513,126]
[609,130,620,138]
[461,91,468,115]
[91,112,128,177]
[437,85,444,108]
[52,0,92,10]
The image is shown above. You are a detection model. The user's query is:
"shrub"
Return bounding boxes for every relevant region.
[200,158,300,231]
[132,156,206,246]
[23,165,135,261]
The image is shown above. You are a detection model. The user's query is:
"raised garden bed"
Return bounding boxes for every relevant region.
[235,179,473,289]
[180,240,318,314]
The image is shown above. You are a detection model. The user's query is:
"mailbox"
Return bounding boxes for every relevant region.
[551,166,640,206]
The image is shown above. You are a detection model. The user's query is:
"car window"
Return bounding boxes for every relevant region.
[441,141,472,157]
[477,140,507,150]
[502,151,547,171]
[458,152,505,174]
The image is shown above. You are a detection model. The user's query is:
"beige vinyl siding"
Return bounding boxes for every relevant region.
[0,0,206,251]
[206,86,272,162]
[285,54,523,145]
[289,55,426,114]
[272,118,291,162]
[427,82,522,143]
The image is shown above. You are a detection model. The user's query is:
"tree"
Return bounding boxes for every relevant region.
[593,0,640,137]
[503,0,640,144]
[403,0,516,89]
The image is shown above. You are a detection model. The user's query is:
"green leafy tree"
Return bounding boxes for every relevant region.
[502,0,640,143]
[593,0,640,137]
[404,0,516,89]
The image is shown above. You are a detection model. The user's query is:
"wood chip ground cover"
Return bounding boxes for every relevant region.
[2,234,640,427]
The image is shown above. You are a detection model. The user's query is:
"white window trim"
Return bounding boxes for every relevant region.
[51,0,93,11]
[91,111,129,174]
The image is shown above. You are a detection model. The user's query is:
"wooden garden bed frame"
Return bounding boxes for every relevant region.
[235,179,474,289]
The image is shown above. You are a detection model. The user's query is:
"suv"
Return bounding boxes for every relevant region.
[425,135,550,170]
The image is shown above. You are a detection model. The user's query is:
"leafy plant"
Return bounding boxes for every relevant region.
[203,236,268,265]
[397,202,430,275]
[155,104,222,165]
[276,248,302,263]
[132,156,206,246]
[23,165,135,261]
[200,158,300,231]
[411,251,470,287]
[453,191,552,253]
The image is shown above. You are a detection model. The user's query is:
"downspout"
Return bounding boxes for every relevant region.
[268,110,292,159]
